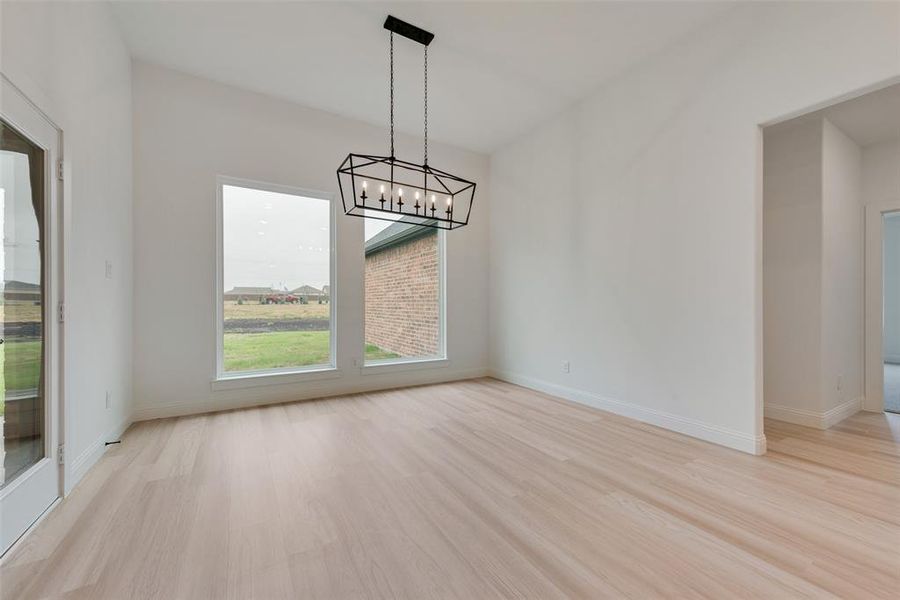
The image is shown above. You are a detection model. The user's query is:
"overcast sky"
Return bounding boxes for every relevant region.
[223,185,330,291]
[223,185,408,292]
[1,151,43,286]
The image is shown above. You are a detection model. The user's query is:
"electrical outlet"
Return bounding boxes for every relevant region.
[562,360,570,373]
[105,260,113,279]
[837,375,843,391]
[105,390,111,409]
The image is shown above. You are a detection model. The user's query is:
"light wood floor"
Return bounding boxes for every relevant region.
[2,378,898,599]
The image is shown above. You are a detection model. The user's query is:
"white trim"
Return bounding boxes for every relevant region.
[134,367,489,422]
[361,358,449,376]
[760,76,900,129]
[214,175,337,380]
[439,228,447,358]
[865,201,900,412]
[765,396,863,429]
[754,124,765,443]
[211,367,342,391]
[67,416,132,493]
[490,369,766,455]
[764,404,823,428]
[824,397,865,428]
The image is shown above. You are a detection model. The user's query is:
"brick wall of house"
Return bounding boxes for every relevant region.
[365,231,439,358]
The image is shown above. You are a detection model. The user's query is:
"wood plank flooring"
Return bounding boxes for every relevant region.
[2,378,898,599]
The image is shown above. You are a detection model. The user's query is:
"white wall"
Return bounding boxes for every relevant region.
[489,2,900,453]
[820,120,864,413]
[863,140,900,208]
[1,1,134,491]
[131,63,489,419]
[762,118,864,426]
[763,120,823,415]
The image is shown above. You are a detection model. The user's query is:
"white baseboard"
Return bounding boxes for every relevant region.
[765,396,862,430]
[490,369,766,455]
[823,396,864,428]
[132,367,490,422]
[764,404,822,428]
[67,416,133,495]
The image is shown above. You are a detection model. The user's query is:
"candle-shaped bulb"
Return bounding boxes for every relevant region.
[431,195,436,205]
[415,191,420,200]
[447,197,452,207]
[380,184,385,194]
[398,188,403,197]
[362,181,368,189]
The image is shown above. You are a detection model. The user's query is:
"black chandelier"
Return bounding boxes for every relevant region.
[337,16,476,231]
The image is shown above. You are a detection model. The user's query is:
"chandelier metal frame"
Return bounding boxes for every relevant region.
[336,15,476,231]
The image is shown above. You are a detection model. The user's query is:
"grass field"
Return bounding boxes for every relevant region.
[0,341,42,393]
[3,300,332,322]
[0,303,45,417]
[0,302,43,323]
[0,340,43,416]
[223,301,328,320]
[223,331,398,372]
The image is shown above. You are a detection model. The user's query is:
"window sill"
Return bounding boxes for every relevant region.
[211,367,341,391]
[361,357,449,376]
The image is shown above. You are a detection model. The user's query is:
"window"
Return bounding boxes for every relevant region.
[217,178,333,377]
[364,216,444,364]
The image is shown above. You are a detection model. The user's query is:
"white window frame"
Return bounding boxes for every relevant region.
[214,175,337,387]
[362,226,448,371]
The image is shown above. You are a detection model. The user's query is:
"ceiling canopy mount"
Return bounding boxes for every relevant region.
[383,15,434,47]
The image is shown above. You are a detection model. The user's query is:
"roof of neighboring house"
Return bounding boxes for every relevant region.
[365,218,437,256]
[1,280,41,293]
[225,286,278,295]
[291,285,323,295]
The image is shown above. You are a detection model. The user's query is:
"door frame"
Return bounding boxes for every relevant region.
[864,200,900,412]
[0,73,66,557]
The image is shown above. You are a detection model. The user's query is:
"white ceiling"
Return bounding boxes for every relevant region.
[769,83,900,148]
[110,1,730,153]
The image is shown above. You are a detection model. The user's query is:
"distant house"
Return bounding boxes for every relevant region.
[224,286,278,302]
[364,220,439,357]
[1,280,42,303]
[290,284,327,302]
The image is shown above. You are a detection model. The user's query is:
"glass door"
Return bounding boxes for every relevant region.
[0,76,61,557]
[1,119,46,487]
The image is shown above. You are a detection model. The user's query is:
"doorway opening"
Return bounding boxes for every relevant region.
[762,82,900,431]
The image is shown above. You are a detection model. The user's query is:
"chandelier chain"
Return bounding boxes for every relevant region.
[389,32,395,158]
[338,16,476,231]
[424,45,428,165]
